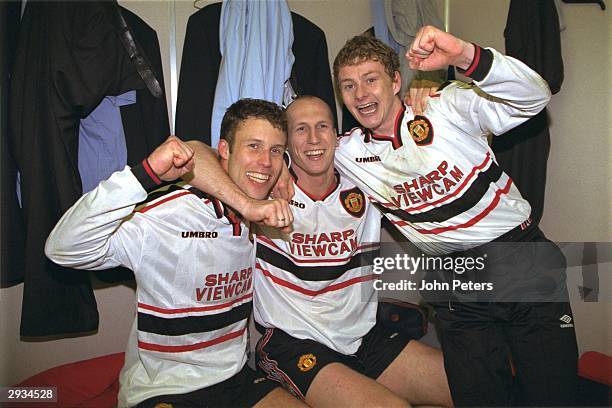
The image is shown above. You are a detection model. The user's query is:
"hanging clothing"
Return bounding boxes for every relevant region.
[1,0,26,287]
[342,0,447,133]
[9,1,168,336]
[210,0,294,147]
[372,0,446,88]
[504,0,564,94]
[78,91,136,193]
[176,1,337,145]
[493,0,564,226]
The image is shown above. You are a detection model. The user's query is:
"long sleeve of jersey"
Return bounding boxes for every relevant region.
[441,46,552,138]
[45,164,158,271]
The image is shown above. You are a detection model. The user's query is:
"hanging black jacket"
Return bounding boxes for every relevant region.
[9,1,168,336]
[175,2,337,144]
[493,0,564,225]
[1,0,26,287]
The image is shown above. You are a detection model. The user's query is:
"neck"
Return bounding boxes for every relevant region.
[292,167,336,200]
[374,96,404,135]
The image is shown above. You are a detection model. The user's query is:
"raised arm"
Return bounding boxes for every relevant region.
[407,25,551,136]
[45,136,193,270]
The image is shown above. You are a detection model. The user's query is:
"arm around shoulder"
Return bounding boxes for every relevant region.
[183,141,252,213]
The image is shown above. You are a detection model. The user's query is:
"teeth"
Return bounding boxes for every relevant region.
[305,150,324,156]
[357,102,377,114]
[358,102,376,108]
[246,172,270,184]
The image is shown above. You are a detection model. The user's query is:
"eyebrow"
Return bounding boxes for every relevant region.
[242,137,262,143]
[292,119,332,127]
[362,71,378,77]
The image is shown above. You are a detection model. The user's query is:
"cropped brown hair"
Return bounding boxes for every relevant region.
[220,98,287,149]
[333,35,400,88]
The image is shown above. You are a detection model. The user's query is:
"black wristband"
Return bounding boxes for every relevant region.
[131,159,163,193]
[456,44,494,82]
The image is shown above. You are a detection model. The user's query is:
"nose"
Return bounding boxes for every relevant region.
[259,150,272,167]
[307,128,319,144]
[355,82,368,100]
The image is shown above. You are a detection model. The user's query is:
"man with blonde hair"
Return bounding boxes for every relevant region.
[331,26,577,406]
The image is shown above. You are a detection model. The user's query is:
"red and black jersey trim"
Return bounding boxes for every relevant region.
[188,187,242,235]
[256,244,378,281]
[225,208,242,236]
[375,161,503,223]
[457,44,493,82]
[292,168,340,202]
[137,184,189,207]
[367,104,405,150]
[138,301,252,336]
[131,159,167,193]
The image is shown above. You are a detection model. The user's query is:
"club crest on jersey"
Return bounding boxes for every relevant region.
[297,353,317,372]
[340,187,365,218]
[407,115,433,145]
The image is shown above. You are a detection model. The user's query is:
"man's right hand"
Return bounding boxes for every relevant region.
[242,197,294,233]
[407,25,475,72]
[148,136,195,181]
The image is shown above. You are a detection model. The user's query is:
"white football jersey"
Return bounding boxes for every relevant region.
[254,173,381,354]
[46,167,254,407]
[335,47,549,255]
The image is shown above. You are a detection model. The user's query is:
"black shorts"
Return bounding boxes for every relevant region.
[255,322,411,399]
[136,365,278,408]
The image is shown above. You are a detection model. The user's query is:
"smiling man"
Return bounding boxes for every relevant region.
[253,96,451,407]
[331,27,578,406]
[45,99,305,408]
[181,25,577,407]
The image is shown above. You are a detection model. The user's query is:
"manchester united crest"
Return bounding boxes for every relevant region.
[340,187,366,218]
[407,115,433,145]
[297,353,317,372]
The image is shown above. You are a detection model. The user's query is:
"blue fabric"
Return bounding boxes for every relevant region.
[371,0,401,53]
[211,0,294,147]
[78,91,136,193]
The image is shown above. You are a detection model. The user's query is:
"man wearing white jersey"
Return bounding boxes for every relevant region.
[45,99,303,408]
[185,26,579,407]
[253,96,451,407]
[331,27,578,406]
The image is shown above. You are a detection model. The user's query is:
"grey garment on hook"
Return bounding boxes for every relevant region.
[382,0,447,89]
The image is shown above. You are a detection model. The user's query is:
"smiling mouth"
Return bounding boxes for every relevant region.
[357,102,377,115]
[304,149,325,159]
[246,171,270,184]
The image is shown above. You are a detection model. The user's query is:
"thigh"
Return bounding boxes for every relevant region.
[376,340,452,407]
[136,366,274,408]
[253,387,308,408]
[504,301,578,406]
[256,327,362,400]
[232,366,294,408]
[256,327,408,407]
[357,322,412,380]
[433,302,514,406]
[308,362,409,408]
